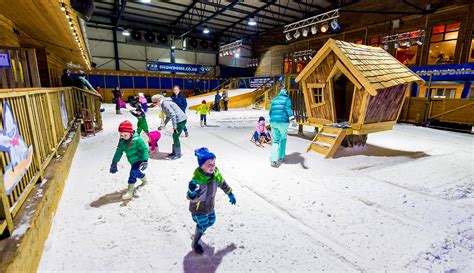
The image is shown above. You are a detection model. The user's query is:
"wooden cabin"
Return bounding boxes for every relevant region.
[295,39,425,158]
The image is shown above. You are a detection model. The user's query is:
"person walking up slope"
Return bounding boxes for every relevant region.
[269,88,297,167]
[187,147,236,254]
[110,121,149,199]
[196,100,210,127]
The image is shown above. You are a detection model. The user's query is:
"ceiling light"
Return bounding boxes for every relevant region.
[235,53,240,58]
[285,32,292,41]
[320,22,329,33]
[61,3,66,11]
[330,19,340,31]
[394,42,400,49]
[309,55,313,60]
[203,25,210,34]
[416,37,423,45]
[405,40,412,47]
[122,29,130,36]
[311,25,318,35]
[302,28,309,37]
[65,12,70,19]
[293,29,301,39]
[248,16,257,26]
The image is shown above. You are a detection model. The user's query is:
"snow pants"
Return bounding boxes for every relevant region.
[128,161,146,184]
[192,211,216,233]
[200,114,207,123]
[270,122,289,162]
[173,120,187,148]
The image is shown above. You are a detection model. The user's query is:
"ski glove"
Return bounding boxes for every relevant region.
[158,126,163,131]
[228,192,236,205]
[188,180,199,198]
[289,116,297,127]
[139,161,148,171]
[110,163,118,174]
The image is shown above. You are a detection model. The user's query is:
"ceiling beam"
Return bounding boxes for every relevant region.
[294,0,325,11]
[172,0,199,25]
[204,1,296,23]
[237,2,300,20]
[177,0,242,39]
[115,0,128,29]
[218,0,276,35]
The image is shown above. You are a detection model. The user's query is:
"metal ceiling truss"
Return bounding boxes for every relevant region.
[219,39,242,52]
[283,9,339,33]
[381,29,425,43]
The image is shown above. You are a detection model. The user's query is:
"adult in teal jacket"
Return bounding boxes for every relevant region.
[269,88,297,167]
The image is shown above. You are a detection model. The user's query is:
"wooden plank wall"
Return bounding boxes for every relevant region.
[255,45,284,76]
[365,84,407,123]
[0,15,19,47]
[0,47,41,88]
[350,88,365,124]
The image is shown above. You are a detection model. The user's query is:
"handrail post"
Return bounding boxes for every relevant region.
[45,93,59,155]
[0,183,14,236]
[24,94,44,181]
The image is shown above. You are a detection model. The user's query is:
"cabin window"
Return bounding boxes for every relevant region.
[428,22,460,64]
[312,88,323,104]
[428,88,456,98]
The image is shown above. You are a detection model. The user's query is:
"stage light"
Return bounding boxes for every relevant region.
[302,27,309,37]
[203,25,210,34]
[122,29,130,36]
[405,40,412,47]
[293,29,301,39]
[320,22,329,33]
[61,3,66,12]
[219,52,223,57]
[311,25,318,35]
[248,16,257,26]
[285,32,292,41]
[383,43,389,51]
[330,19,340,31]
[394,42,400,49]
[416,37,423,45]
[309,55,313,60]
[303,56,307,61]
[235,53,240,58]
[236,48,241,54]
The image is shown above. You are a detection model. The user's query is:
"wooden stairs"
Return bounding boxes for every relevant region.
[306,126,347,158]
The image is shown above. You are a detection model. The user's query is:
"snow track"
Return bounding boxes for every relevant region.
[39,105,473,272]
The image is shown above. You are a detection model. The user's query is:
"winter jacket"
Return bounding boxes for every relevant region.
[148,131,161,152]
[187,167,232,215]
[130,111,149,133]
[112,89,122,99]
[196,104,210,115]
[255,121,268,134]
[161,100,187,129]
[171,93,188,112]
[222,90,229,101]
[61,74,73,87]
[269,89,293,124]
[112,132,149,165]
[214,93,221,103]
[73,76,96,93]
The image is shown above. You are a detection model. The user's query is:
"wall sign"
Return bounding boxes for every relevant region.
[410,63,474,81]
[146,62,208,75]
[249,76,284,88]
[0,53,10,68]
[0,101,33,194]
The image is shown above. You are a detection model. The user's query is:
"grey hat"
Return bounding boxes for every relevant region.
[151,94,164,103]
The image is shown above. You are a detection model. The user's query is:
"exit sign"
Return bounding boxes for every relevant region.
[0,53,10,68]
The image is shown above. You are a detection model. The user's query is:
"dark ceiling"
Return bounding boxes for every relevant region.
[89,0,354,44]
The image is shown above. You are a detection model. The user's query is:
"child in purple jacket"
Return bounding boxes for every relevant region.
[253,116,271,145]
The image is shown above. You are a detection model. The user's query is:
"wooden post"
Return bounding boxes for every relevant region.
[24,95,44,181]
[45,93,58,154]
[0,184,14,236]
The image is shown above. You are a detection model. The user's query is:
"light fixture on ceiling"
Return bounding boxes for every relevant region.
[285,32,292,41]
[330,19,340,31]
[248,16,257,26]
[302,27,309,37]
[65,12,70,19]
[416,37,423,45]
[311,25,317,35]
[61,2,66,11]
[293,29,301,39]
[320,22,329,33]
[122,29,130,36]
[203,24,210,34]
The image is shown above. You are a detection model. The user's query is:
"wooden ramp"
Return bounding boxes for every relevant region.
[306,126,347,158]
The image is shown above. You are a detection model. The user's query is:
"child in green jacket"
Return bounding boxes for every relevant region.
[187,147,236,254]
[110,120,149,200]
[196,100,210,127]
[130,105,149,135]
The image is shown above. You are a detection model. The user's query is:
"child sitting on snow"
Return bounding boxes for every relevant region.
[196,100,210,127]
[147,130,161,153]
[110,121,149,200]
[130,105,149,135]
[253,116,271,146]
[187,147,236,254]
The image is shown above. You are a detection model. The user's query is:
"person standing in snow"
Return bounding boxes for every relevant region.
[222,89,229,111]
[269,88,297,167]
[130,105,149,135]
[187,147,236,254]
[112,87,122,114]
[213,90,221,112]
[196,100,210,127]
[171,85,189,137]
[110,121,149,200]
[147,130,161,153]
[151,94,187,160]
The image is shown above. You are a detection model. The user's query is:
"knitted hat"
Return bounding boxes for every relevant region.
[258,116,265,122]
[195,147,216,167]
[118,120,134,134]
[202,100,206,104]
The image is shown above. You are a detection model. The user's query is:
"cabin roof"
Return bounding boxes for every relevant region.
[295,39,425,96]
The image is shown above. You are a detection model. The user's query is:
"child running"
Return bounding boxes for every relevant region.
[130,105,149,135]
[196,100,210,127]
[110,121,149,200]
[187,147,236,254]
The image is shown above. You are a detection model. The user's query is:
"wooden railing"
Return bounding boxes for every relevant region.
[0,47,41,89]
[0,87,102,236]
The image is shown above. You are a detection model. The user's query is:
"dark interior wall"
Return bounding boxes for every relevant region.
[219,65,254,79]
[333,73,355,122]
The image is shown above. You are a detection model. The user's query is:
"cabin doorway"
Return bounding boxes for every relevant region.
[332,73,354,123]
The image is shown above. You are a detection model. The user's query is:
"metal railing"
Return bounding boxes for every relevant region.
[0,87,102,237]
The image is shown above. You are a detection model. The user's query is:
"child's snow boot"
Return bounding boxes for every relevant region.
[139,176,148,187]
[192,228,204,255]
[122,184,135,199]
[185,131,189,137]
[168,145,176,157]
[200,120,204,127]
[170,146,182,160]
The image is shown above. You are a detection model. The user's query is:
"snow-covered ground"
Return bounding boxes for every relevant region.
[39,103,473,272]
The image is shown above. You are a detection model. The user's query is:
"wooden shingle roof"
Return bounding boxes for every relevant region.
[295,39,425,96]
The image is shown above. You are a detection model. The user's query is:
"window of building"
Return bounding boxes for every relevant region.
[370,36,383,48]
[429,88,456,98]
[313,88,323,104]
[428,22,460,65]
[396,43,418,65]
[469,31,474,63]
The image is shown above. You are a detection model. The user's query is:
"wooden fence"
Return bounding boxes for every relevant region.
[0,87,102,236]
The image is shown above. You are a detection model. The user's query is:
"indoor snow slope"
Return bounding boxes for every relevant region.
[186,88,256,107]
[38,104,473,272]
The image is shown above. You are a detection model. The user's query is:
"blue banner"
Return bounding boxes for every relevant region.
[409,63,474,81]
[0,53,10,68]
[249,76,284,88]
[147,62,208,75]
